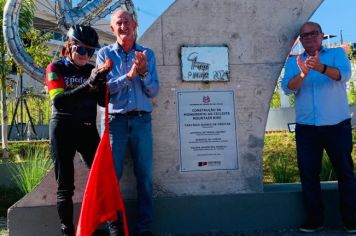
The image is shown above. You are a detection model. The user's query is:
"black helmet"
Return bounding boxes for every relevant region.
[67,24,100,48]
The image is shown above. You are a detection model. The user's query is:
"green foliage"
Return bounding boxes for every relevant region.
[263,133,298,183]
[0,0,36,78]
[0,141,49,161]
[289,94,295,107]
[320,153,337,181]
[1,28,53,126]
[268,152,299,183]
[8,146,53,194]
[347,43,356,63]
[0,142,50,219]
[7,92,51,125]
[0,0,49,158]
[270,89,281,109]
[24,29,53,68]
[263,132,356,183]
[0,228,8,236]
[0,0,12,82]
[17,0,36,38]
[348,81,356,105]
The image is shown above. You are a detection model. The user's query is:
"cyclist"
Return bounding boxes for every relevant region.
[46,24,112,236]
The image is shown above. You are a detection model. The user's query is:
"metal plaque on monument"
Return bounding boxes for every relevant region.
[177,90,238,171]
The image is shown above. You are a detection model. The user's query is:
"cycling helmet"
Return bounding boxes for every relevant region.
[67,24,100,48]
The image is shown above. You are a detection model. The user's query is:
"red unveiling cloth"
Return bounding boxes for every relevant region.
[76,85,128,236]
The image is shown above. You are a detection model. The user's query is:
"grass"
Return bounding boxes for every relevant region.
[267,152,299,183]
[0,142,52,234]
[263,132,297,183]
[8,146,53,195]
[0,146,52,217]
[320,153,337,181]
[0,229,8,236]
[263,131,356,183]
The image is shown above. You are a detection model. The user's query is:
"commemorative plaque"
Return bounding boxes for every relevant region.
[177,90,238,171]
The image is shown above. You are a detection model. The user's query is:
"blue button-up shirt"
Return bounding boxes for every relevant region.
[281,47,352,126]
[96,42,159,113]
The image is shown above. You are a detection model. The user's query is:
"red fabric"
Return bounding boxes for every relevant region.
[76,128,129,236]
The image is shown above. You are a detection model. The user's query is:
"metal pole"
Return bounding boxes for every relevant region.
[19,73,24,139]
[340,30,344,45]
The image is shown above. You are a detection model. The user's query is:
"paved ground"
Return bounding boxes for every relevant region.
[176,229,353,236]
[0,216,353,236]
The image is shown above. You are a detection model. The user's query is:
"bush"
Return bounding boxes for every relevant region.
[267,152,299,183]
[263,132,297,183]
[320,153,337,181]
[0,141,49,161]
[263,131,356,183]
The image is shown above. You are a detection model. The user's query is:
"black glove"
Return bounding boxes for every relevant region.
[88,67,104,86]
[88,59,113,86]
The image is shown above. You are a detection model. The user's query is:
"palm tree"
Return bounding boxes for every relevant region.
[0,0,36,158]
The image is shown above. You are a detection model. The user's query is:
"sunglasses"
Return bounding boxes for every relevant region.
[71,45,95,57]
[300,30,320,40]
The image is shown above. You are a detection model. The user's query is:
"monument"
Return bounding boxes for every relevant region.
[7,0,324,235]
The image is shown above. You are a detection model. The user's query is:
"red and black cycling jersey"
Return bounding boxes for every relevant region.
[46,57,104,123]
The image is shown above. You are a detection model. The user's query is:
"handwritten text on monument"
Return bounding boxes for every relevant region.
[181,46,229,81]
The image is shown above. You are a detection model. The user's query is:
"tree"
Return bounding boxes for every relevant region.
[347,43,356,69]
[0,0,36,158]
[270,85,281,109]
[348,81,356,105]
[24,29,53,68]
[21,29,53,125]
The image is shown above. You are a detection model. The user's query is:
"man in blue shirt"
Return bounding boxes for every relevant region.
[282,21,356,233]
[96,9,159,236]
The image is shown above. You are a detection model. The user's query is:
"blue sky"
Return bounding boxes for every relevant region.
[132,0,174,36]
[311,0,356,44]
[133,0,356,44]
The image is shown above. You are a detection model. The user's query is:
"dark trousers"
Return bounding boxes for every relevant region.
[295,119,356,224]
[49,118,100,232]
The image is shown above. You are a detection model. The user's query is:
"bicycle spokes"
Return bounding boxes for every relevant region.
[3,0,136,83]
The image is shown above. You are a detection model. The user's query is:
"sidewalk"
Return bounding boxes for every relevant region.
[176,229,352,236]
[0,217,353,236]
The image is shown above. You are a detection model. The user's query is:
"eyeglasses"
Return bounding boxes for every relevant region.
[71,45,95,57]
[300,30,320,40]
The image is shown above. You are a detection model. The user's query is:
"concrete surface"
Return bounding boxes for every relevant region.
[137,0,322,196]
[7,182,348,235]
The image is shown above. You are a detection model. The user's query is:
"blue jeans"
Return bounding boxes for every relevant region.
[106,112,153,233]
[295,119,356,224]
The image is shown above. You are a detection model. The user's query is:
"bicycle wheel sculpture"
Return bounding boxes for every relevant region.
[3,0,136,84]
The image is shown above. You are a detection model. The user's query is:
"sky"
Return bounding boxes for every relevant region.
[133,0,356,44]
[132,0,175,37]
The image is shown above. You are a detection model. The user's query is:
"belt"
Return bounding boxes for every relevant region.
[109,111,149,116]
